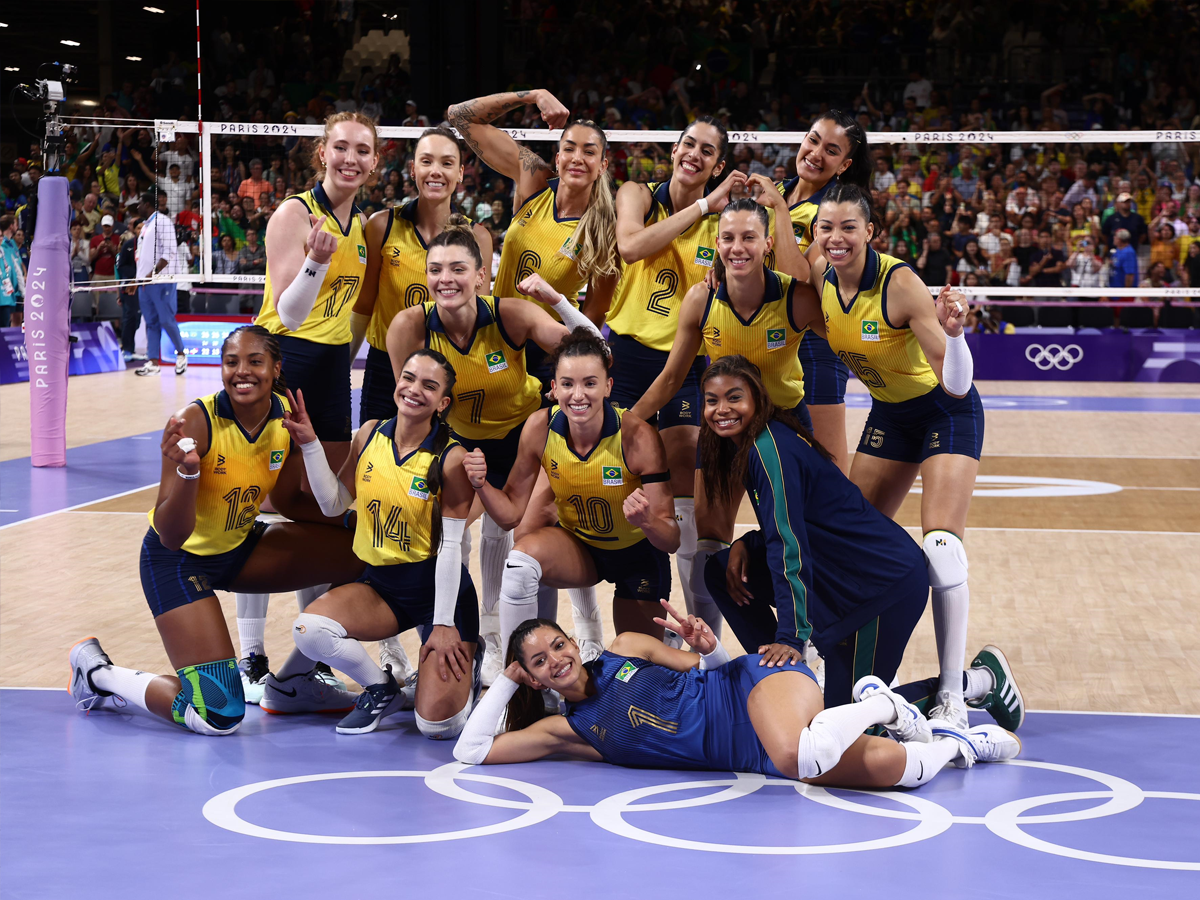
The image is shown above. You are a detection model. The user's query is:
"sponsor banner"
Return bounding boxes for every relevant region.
[1,322,124,385]
[959,333,1200,382]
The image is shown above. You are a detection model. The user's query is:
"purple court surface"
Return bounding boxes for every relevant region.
[2,689,1197,899]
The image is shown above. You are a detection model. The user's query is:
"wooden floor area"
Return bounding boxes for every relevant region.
[2,368,1198,714]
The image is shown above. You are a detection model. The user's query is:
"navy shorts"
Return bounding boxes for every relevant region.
[140,521,267,617]
[798,331,850,405]
[575,531,672,602]
[525,342,554,394]
[277,334,351,442]
[703,654,818,778]
[607,332,704,430]
[452,422,524,489]
[358,557,480,644]
[360,344,398,424]
[858,384,984,464]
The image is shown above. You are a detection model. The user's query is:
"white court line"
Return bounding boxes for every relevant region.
[0,482,158,532]
[1121,486,1200,491]
[849,452,1200,460]
[732,523,1200,537]
[65,510,148,515]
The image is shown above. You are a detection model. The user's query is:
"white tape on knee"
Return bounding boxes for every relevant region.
[796,717,846,779]
[416,702,472,740]
[923,531,968,591]
[292,613,346,662]
[184,704,241,736]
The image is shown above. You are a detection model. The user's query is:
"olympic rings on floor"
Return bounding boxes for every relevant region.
[201,760,1200,869]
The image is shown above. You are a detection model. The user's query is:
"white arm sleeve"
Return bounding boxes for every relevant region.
[699,641,732,671]
[453,672,520,764]
[548,294,602,337]
[298,439,354,516]
[433,517,467,627]
[941,331,974,396]
[348,311,370,361]
[276,254,330,332]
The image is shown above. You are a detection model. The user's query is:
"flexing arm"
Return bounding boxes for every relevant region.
[621,414,680,553]
[461,410,549,530]
[150,405,209,552]
[630,283,707,420]
[504,276,600,348]
[384,305,428,382]
[445,90,566,208]
[748,173,808,281]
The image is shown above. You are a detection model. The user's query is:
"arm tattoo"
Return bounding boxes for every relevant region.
[518,145,551,175]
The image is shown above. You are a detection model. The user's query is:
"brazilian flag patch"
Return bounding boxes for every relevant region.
[408,475,431,500]
[861,320,880,342]
[615,661,639,683]
[357,244,367,264]
[486,350,509,373]
[269,449,285,471]
[694,246,715,267]
[766,328,786,350]
[602,465,623,486]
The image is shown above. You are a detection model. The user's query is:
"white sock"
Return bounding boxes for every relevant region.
[480,513,513,619]
[293,613,387,688]
[796,694,895,778]
[674,496,697,611]
[690,538,726,640]
[537,584,559,621]
[90,665,157,713]
[896,738,961,788]
[274,647,317,680]
[235,592,269,657]
[295,583,330,612]
[964,665,994,702]
[568,586,603,643]
[933,584,970,697]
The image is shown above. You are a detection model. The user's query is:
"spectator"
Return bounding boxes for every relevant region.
[917,231,955,285]
[903,70,933,109]
[78,193,103,236]
[237,227,266,313]
[957,239,989,279]
[402,100,430,128]
[1183,240,1200,287]
[990,240,1023,287]
[979,218,1010,259]
[952,159,981,201]
[220,144,246,195]
[1150,224,1179,277]
[1101,192,1148,250]
[871,156,896,193]
[974,192,1002,234]
[134,196,187,376]
[333,83,357,113]
[161,135,197,181]
[1063,167,1099,209]
[1146,261,1176,287]
[89,214,121,311]
[1068,236,1105,288]
[1005,185,1038,228]
[69,221,92,286]
[116,217,144,361]
[1025,228,1067,288]
[96,144,121,204]
[176,199,201,235]
[1178,216,1200,265]
[0,214,24,327]
[214,233,240,276]
[1108,229,1140,292]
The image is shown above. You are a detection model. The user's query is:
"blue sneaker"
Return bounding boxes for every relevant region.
[68,637,113,712]
[853,675,932,743]
[336,667,401,735]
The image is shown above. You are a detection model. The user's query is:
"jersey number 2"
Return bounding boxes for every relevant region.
[646,270,679,317]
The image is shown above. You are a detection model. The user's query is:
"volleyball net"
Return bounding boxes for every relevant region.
[60,119,1200,329]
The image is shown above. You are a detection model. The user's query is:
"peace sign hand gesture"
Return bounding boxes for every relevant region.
[281,389,318,445]
[652,599,717,655]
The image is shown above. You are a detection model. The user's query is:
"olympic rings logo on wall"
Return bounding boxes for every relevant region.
[201,761,1200,870]
[1025,343,1085,371]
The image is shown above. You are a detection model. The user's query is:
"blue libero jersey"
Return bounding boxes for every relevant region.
[745,419,925,649]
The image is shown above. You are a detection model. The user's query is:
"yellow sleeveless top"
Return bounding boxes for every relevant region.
[765,178,835,269]
[492,178,588,321]
[353,418,457,567]
[368,200,471,351]
[149,391,292,556]
[606,180,721,351]
[423,295,543,441]
[700,268,807,409]
[257,183,368,345]
[820,248,939,404]
[542,402,645,550]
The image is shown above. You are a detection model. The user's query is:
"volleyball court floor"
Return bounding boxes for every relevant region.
[2,369,1198,898]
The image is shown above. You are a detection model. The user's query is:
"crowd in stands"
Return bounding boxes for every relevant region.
[3,0,1200,330]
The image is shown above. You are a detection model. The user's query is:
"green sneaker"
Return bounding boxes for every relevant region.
[969,645,1024,731]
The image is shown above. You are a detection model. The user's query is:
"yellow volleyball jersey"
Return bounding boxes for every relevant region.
[700,268,807,409]
[820,248,939,404]
[423,295,543,441]
[257,183,368,345]
[368,200,469,350]
[353,418,457,567]
[606,180,721,351]
[492,178,588,321]
[764,178,835,269]
[542,403,645,550]
[148,391,292,556]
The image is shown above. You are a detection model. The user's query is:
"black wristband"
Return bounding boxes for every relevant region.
[640,470,670,484]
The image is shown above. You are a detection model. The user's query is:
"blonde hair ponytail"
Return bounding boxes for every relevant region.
[564,121,620,282]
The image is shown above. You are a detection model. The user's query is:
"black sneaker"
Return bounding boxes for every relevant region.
[336,667,401,735]
[239,652,270,705]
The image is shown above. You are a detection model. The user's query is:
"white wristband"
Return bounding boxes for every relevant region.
[176,466,201,480]
[695,196,710,216]
[941,331,974,396]
[699,641,731,671]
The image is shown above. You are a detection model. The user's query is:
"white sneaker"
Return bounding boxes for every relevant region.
[134,360,161,376]
[853,675,932,743]
[175,353,188,375]
[260,669,357,714]
[480,633,503,687]
[397,670,418,711]
[379,636,415,682]
[579,639,604,663]
[929,722,1021,768]
[803,642,825,691]
[928,689,971,730]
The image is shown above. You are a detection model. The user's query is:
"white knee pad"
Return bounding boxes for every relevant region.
[795,713,847,779]
[183,704,241,736]
[923,531,968,591]
[501,550,543,603]
[292,612,347,663]
[416,701,473,740]
[481,512,508,541]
